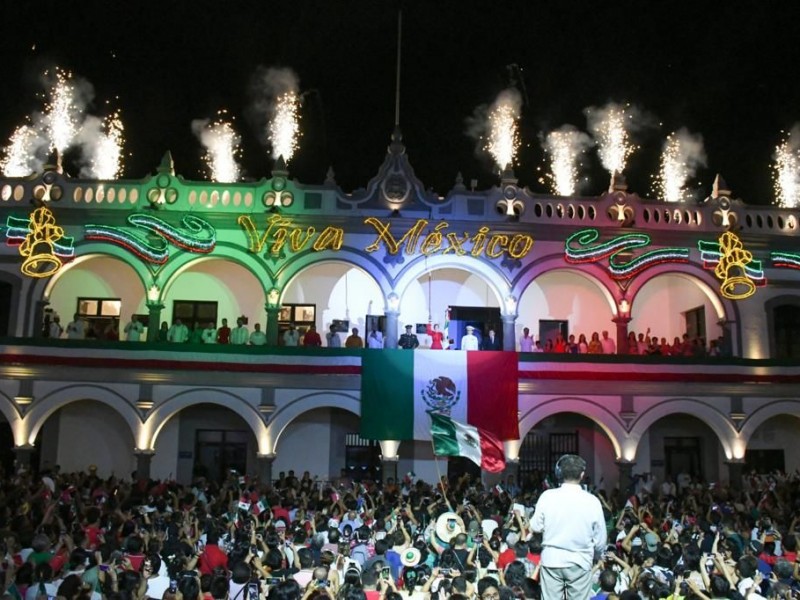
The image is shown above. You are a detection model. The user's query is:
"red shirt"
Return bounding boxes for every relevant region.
[426,325,444,349]
[217,326,231,344]
[199,544,229,576]
[303,331,322,346]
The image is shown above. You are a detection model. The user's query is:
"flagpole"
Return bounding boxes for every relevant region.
[429,437,454,512]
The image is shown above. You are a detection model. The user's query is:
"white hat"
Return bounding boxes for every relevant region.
[466,325,474,331]
[400,547,421,567]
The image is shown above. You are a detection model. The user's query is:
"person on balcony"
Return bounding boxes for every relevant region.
[327,324,342,347]
[201,322,217,344]
[482,329,501,350]
[167,318,189,343]
[216,318,231,344]
[399,324,420,349]
[367,330,384,348]
[49,315,64,339]
[249,323,267,346]
[283,323,300,346]
[189,321,203,344]
[231,317,249,345]
[303,324,322,346]
[426,322,445,350]
[588,332,602,354]
[123,315,144,342]
[600,330,616,354]
[519,327,534,352]
[460,325,479,351]
[66,313,85,340]
[345,327,363,348]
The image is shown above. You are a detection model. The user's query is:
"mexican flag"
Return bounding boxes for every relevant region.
[360,349,518,441]
[430,412,506,472]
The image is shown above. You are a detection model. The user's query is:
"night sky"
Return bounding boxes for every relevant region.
[0,1,797,206]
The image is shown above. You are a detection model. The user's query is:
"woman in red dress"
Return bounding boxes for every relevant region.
[426,322,445,349]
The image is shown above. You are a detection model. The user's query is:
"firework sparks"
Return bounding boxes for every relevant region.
[585,103,638,177]
[192,112,242,182]
[269,91,300,163]
[92,112,125,179]
[774,129,800,208]
[485,89,521,172]
[45,69,80,153]
[0,125,43,176]
[543,126,593,196]
[657,128,706,202]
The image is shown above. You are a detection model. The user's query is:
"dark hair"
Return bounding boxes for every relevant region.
[555,455,586,482]
[373,539,389,556]
[210,575,229,600]
[736,555,758,578]
[708,575,729,598]
[598,569,617,593]
[268,579,302,600]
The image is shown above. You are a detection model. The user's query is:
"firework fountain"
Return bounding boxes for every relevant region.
[192,111,242,183]
[774,128,800,209]
[543,125,593,196]
[585,103,638,187]
[656,128,706,203]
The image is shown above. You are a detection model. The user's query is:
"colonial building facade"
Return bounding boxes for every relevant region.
[1,128,799,492]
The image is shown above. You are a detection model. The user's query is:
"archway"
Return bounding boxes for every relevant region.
[630,272,727,354]
[151,402,259,484]
[637,413,727,487]
[45,255,145,339]
[280,261,384,346]
[517,411,618,493]
[273,407,367,482]
[517,269,615,351]
[160,257,266,333]
[32,399,137,477]
[741,414,800,473]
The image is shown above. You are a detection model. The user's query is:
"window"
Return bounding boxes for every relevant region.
[683,306,706,341]
[519,430,578,482]
[773,304,800,359]
[76,297,121,339]
[278,303,316,345]
[173,300,218,327]
[344,433,381,482]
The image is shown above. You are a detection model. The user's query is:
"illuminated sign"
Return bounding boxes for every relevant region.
[771,251,800,270]
[5,207,74,278]
[564,228,689,279]
[698,232,764,300]
[85,214,216,264]
[237,215,535,261]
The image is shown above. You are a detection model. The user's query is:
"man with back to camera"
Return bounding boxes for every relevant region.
[529,454,607,600]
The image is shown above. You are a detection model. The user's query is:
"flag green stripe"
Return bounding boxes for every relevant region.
[430,412,460,455]
[360,350,414,440]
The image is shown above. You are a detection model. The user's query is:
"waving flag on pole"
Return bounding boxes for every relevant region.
[443,307,451,349]
[430,411,506,472]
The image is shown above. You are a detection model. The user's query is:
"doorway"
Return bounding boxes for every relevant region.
[664,437,702,480]
[195,430,248,481]
[539,320,568,348]
[448,306,501,350]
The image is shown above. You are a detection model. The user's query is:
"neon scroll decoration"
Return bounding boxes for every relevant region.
[85,214,216,265]
[771,251,800,270]
[564,228,689,280]
[5,206,75,277]
[698,232,764,300]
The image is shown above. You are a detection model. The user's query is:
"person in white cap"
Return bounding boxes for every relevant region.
[460,325,479,351]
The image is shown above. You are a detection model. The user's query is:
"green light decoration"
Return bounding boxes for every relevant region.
[698,232,765,300]
[564,228,689,280]
[85,214,216,264]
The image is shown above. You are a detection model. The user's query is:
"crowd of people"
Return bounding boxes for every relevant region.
[1,461,797,600]
[41,311,729,357]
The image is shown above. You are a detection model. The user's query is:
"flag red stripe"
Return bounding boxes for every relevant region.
[479,428,506,473]
[466,351,519,440]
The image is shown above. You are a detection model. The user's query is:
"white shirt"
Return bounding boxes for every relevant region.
[231,325,249,345]
[283,329,300,346]
[202,328,217,343]
[49,321,63,339]
[124,320,144,341]
[529,482,607,570]
[367,332,384,349]
[600,336,616,354]
[461,333,479,350]
[168,323,189,343]
[250,330,267,345]
[519,336,534,352]
[66,320,85,340]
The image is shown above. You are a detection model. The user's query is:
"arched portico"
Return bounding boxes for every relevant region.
[24,384,141,446]
[266,391,361,455]
[626,398,737,461]
[737,401,800,449]
[518,397,625,459]
[275,249,392,299]
[144,388,268,453]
